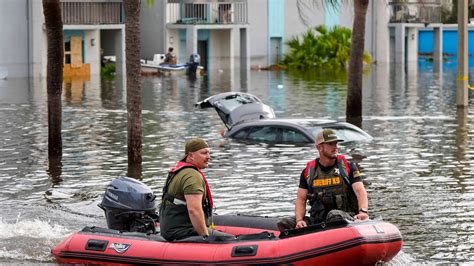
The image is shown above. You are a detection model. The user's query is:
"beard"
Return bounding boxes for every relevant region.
[322,149,337,160]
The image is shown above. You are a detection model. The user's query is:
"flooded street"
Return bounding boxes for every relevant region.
[0,62,473,264]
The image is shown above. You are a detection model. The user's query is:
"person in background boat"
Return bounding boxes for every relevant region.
[159,138,233,241]
[162,47,177,65]
[277,129,369,231]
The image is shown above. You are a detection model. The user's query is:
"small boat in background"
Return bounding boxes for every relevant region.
[144,63,204,76]
[103,54,203,76]
[141,53,203,76]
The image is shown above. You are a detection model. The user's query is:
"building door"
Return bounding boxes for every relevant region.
[270,37,281,66]
[70,36,83,68]
[198,40,208,70]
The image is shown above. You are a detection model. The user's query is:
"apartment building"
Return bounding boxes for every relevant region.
[2,0,463,79]
[140,0,392,70]
[0,0,125,79]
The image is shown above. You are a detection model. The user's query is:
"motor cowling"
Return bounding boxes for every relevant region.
[187,53,201,76]
[189,53,200,64]
[98,177,157,234]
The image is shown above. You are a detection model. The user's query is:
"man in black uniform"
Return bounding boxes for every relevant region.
[278,129,369,231]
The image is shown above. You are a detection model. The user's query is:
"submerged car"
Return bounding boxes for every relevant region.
[196,92,373,144]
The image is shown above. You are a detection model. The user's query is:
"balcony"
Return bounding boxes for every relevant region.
[167,0,248,25]
[61,0,123,25]
[389,0,441,24]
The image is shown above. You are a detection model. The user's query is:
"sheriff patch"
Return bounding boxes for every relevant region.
[313,177,342,187]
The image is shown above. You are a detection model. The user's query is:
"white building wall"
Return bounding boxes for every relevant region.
[371,1,391,63]
[247,0,269,67]
[210,29,232,70]
[283,1,325,53]
[406,27,418,62]
[339,2,354,28]
[30,0,46,78]
[0,0,30,78]
[140,1,167,59]
[84,30,101,76]
[338,1,391,63]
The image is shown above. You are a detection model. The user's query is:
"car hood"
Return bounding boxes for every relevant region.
[195,92,275,129]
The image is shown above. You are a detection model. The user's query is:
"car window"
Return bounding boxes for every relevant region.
[247,126,278,142]
[232,128,250,140]
[335,129,371,142]
[310,127,371,142]
[281,128,310,143]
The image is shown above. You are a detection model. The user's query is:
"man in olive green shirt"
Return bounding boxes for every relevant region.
[159,138,233,241]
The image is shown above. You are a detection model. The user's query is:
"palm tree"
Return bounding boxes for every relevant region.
[346,0,369,127]
[297,0,368,127]
[42,0,64,179]
[123,0,143,178]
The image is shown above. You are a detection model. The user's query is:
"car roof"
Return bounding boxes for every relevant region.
[228,118,373,143]
[195,92,275,129]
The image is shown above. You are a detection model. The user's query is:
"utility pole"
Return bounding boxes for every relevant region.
[457,0,468,107]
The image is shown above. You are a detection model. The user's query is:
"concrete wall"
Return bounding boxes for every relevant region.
[368,1,391,63]
[140,1,167,60]
[29,0,46,78]
[247,0,269,66]
[336,1,391,63]
[282,1,325,66]
[85,29,101,76]
[209,29,232,71]
[0,0,30,78]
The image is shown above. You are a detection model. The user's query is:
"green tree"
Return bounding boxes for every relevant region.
[42,0,63,180]
[124,0,143,178]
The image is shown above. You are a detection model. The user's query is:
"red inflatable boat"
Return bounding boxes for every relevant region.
[51,214,402,265]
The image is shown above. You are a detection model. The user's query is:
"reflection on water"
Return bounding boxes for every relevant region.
[0,62,473,263]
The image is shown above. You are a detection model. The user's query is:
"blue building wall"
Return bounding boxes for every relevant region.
[324,3,340,28]
[268,0,284,37]
[419,29,474,56]
[268,0,284,64]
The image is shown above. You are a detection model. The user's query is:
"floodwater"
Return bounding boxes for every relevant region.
[0,61,473,264]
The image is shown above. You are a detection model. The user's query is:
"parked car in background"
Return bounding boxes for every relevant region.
[196,92,373,145]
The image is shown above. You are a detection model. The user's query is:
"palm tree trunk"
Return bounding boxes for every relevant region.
[124,0,143,178]
[42,0,63,173]
[346,0,369,127]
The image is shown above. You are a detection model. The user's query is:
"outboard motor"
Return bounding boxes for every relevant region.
[187,53,201,75]
[98,177,157,234]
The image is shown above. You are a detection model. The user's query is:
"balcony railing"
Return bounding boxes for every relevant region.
[167,0,248,25]
[389,1,441,24]
[61,0,123,25]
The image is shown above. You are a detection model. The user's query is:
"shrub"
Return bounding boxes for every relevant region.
[279,25,371,70]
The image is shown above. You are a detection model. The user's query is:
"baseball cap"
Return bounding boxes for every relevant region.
[181,138,209,161]
[315,129,343,145]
